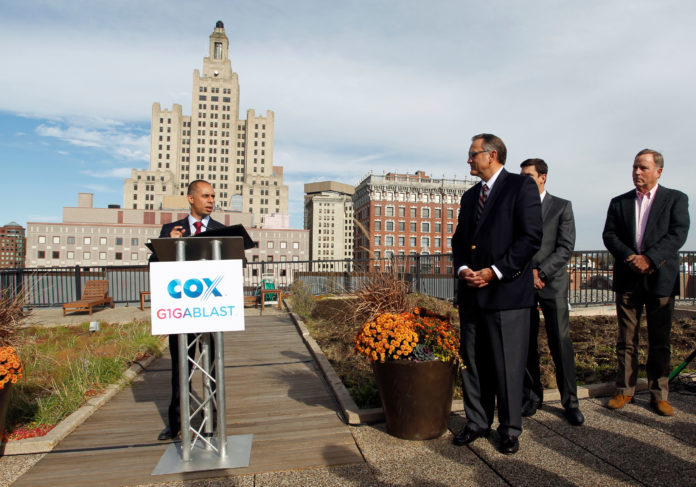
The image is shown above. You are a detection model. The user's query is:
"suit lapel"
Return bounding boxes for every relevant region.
[620,192,637,248]
[541,193,553,223]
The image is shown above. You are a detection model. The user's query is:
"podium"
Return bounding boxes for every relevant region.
[149,235,253,475]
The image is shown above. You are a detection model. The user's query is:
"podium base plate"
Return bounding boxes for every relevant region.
[152,434,253,475]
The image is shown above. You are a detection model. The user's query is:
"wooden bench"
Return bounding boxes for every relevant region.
[62,280,114,316]
[140,291,151,311]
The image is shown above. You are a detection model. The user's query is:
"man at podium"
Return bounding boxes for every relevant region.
[157,179,224,441]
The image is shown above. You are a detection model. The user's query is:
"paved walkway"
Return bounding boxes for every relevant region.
[3,306,696,486]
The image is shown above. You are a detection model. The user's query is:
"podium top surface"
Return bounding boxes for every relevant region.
[149,236,246,262]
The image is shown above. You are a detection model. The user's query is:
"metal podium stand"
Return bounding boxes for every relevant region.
[150,236,253,475]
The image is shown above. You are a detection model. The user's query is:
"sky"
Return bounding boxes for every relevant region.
[0,0,694,249]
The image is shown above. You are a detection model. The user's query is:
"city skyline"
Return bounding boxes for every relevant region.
[1,1,694,249]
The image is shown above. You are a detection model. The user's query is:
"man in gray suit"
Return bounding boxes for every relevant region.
[519,159,584,426]
[602,149,690,416]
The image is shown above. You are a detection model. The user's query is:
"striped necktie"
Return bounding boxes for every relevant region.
[193,221,203,235]
[476,184,488,223]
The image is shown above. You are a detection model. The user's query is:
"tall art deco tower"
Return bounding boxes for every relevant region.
[124,21,289,226]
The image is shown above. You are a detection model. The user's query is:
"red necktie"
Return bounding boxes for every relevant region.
[193,221,203,235]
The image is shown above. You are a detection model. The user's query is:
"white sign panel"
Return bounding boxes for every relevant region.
[150,259,245,335]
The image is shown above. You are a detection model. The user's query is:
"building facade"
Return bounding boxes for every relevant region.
[304,181,354,266]
[0,222,26,269]
[123,21,289,227]
[352,171,475,271]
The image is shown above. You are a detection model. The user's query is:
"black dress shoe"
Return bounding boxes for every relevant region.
[564,407,585,426]
[521,398,542,417]
[498,435,519,454]
[157,426,179,441]
[453,426,490,446]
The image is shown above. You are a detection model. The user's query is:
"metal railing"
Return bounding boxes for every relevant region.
[2,251,694,308]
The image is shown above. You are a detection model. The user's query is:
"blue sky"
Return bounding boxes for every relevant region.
[0,0,694,248]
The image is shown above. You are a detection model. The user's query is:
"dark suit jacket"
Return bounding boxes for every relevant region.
[534,193,575,299]
[159,216,225,238]
[151,217,226,262]
[602,185,689,296]
[453,169,543,310]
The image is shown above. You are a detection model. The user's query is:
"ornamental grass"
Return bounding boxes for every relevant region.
[0,287,26,391]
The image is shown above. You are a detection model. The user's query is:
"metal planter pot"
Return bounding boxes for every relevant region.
[372,359,457,440]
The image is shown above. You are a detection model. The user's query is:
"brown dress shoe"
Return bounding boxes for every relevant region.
[607,393,633,409]
[651,400,674,416]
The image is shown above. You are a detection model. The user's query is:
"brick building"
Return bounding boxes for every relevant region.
[352,171,475,272]
[0,222,26,269]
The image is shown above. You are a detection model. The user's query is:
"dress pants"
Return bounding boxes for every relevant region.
[524,296,579,409]
[615,291,674,401]
[459,306,530,437]
[167,333,216,432]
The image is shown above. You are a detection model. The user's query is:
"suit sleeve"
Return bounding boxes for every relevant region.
[643,191,690,269]
[493,177,542,279]
[451,194,468,274]
[602,198,634,261]
[539,200,575,280]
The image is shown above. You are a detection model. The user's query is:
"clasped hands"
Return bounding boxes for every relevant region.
[626,254,654,274]
[459,267,496,288]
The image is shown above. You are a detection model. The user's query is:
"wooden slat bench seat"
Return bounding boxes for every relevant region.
[62,280,114,316]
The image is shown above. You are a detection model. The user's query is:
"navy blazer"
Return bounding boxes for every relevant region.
[452,169,543,310]
[602,185,689,296]
[534,193,575,299]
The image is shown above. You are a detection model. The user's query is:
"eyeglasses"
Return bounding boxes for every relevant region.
[468,150,491,159]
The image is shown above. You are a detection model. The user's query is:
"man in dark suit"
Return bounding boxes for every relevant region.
[602,149,689,416]
[452,134,542,454]
[519,159,584,426]
[156,179,225,441]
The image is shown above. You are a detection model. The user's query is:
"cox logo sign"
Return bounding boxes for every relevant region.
[167,276,223,300]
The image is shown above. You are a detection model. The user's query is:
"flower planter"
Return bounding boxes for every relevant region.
[0,383,11,443]
[372,359,457,440]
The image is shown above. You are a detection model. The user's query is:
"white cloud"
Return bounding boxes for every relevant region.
[35,119,149,161]
[1,0,695,247]
[81,168,133,179]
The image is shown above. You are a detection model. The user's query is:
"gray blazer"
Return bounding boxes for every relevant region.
[534,193,575,299]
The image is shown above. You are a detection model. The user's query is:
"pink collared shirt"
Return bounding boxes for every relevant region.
[635,184,658,253]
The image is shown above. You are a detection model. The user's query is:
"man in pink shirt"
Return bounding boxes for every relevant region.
[602,149,690,416]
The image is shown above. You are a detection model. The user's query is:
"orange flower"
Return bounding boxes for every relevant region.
[0,346,22,390]
[354,308,459,363]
